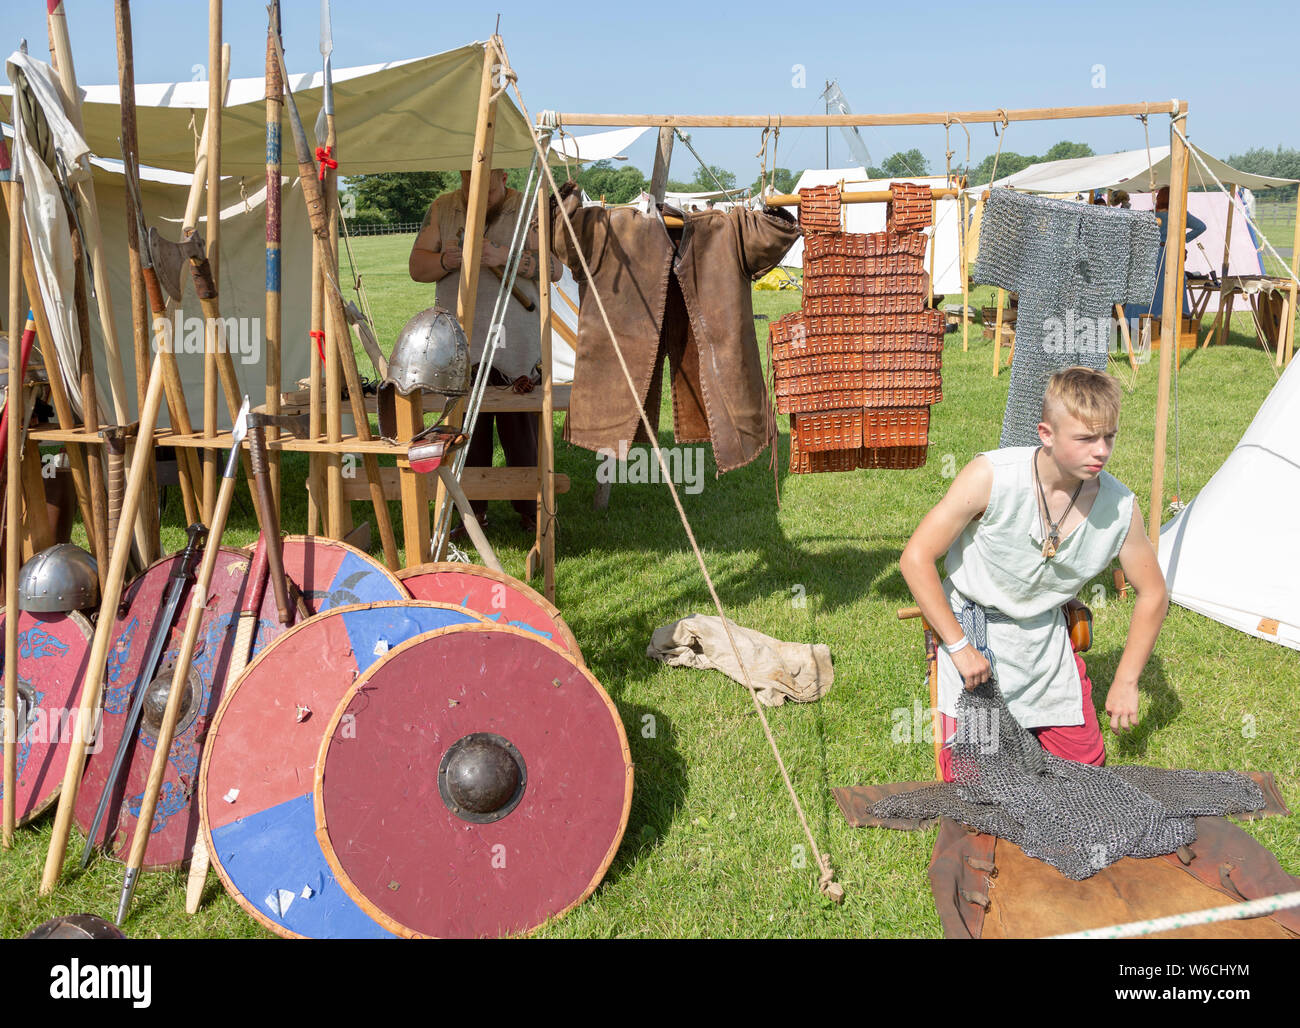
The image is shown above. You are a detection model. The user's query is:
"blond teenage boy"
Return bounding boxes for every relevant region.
[900,367,1169,782]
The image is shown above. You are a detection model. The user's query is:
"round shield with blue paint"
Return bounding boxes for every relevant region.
[280,536,408,614]
[396,562,581,660]
[0,608,92,825]
[199,601,484,938]
[74,548,294,868]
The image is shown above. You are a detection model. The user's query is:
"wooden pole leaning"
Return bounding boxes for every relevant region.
[115,0,160,561]
[202,0,223,523]
[40,338,171,894]
[1148,110,1189,552]
[46,2,131,427]
[117,399,248,924]
[0,140,100,564]
[432,38,500,558]
[271,36,399,569]
[306,243,325,535]
[537,176,556,601]
[71,225,110,588]
[4,168,23,847]
[265,3,284,518]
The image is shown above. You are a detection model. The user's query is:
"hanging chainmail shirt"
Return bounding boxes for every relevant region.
[873,602,1265,880]
[973,189,1160,447]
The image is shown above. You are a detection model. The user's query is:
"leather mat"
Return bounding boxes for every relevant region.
[930,816,1300,939]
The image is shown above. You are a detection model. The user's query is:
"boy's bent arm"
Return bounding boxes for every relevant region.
[1106,502,1171,731]
[899,458,993,685]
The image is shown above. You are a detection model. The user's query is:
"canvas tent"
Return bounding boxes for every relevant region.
[1157,357,1300,649]
[1127,190,1263,310]
[0,43,626,423]
[780,168,963,296]
[972,144,1296,196]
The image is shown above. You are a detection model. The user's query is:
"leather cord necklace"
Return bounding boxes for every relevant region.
[1034,447,1084,559]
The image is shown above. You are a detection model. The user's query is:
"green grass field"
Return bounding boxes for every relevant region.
[5,231,1297,939]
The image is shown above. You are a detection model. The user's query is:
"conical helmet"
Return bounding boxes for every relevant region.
[384,306,470,397]
[17,544,99,612]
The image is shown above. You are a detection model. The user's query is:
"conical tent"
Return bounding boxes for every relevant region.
[1158,358,1300,649]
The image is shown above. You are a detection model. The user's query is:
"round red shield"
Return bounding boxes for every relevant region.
[279,535,408,614]
[0,609,92,824]
[200,602,486,938]
[74,548,295,867]
[315,624,632,938]
[396,562,581,659]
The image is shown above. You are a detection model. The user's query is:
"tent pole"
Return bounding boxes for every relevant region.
[649,127,675,204]
[1148,108,1189,552]
[960,190,969,352]
[432,36,500,558]
[548,101,1185,129]
[1284,192,1300,367]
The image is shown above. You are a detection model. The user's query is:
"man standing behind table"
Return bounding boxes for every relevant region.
[409,169,563,535]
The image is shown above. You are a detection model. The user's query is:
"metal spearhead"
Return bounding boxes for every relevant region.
[315,0,334,145]
[225,397,251,478]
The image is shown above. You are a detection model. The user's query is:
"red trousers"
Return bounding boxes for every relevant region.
[938,653,1105,783]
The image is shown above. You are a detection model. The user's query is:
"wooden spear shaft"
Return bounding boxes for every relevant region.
[306,241,324,535]
[270,36,398,568]
[40,342,170,895]
[4,168,22,848]
[202,0,223,523]
[46,1,132,425]
[118,404,247,924]
[114,0,159,562]
[265,3,284,518]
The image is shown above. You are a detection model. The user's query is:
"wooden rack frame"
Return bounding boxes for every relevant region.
[545,100,1191,551]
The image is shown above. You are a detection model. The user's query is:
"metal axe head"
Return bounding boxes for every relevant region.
[148,227,206,303]
[248,410,310,438]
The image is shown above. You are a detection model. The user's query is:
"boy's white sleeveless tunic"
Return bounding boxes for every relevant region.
[936,446,1135,729]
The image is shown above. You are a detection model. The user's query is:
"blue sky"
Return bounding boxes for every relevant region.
[3,1,1295,183]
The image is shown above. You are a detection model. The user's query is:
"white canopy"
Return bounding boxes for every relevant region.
[0,42,608,424]
[1158,357,1300,650]
[1,45,554,175]
[969,145,1297,195]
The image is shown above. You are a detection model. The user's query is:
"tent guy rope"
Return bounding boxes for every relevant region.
[498,36,845,904]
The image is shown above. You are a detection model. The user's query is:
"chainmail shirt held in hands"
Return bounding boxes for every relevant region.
[872,600,1265,881]
[973,189,1161,447]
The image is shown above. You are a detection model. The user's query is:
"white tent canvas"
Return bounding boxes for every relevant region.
[1,45,617,421]
[1127,191,1264,312]
[1158,357,1300,649]
[970,144,1296,195]
[780,169,963,296]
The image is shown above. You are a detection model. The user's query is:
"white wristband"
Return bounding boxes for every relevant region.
[942,635,969,656]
